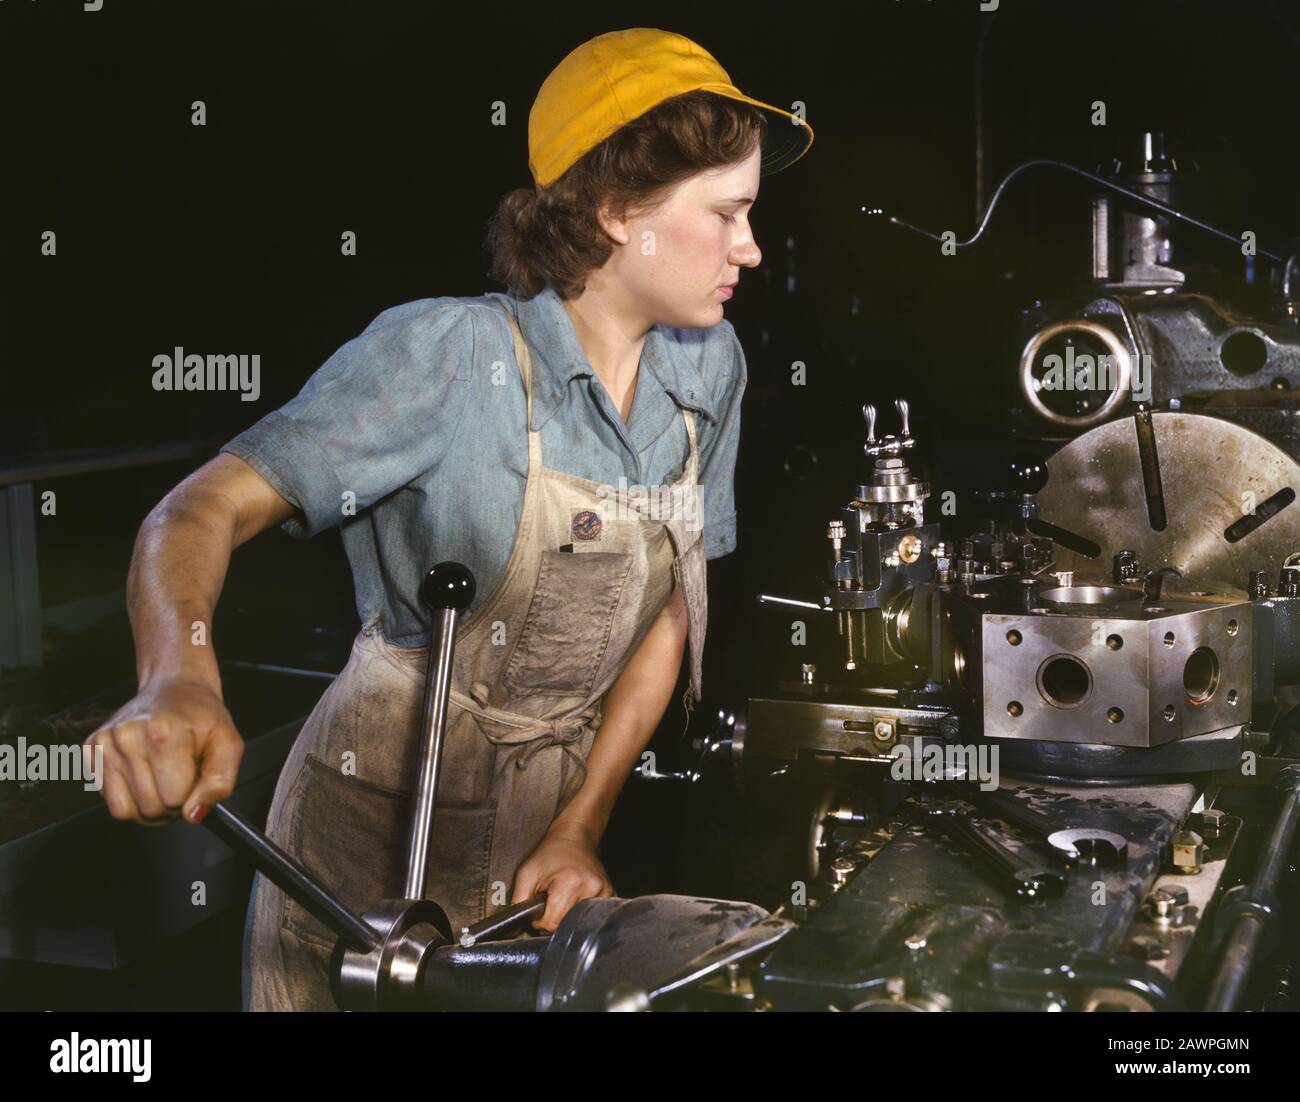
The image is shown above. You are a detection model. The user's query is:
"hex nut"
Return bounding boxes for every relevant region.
[1171,831,1205,874]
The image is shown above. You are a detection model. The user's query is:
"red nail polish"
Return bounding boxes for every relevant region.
[190,804,208,823]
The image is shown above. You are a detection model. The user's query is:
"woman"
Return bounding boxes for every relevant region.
[87,27,812,1011]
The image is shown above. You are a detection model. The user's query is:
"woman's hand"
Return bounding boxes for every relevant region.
[511,821,615,932]
[86,678,244,826]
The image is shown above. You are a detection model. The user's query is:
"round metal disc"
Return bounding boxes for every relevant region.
[1034,412,1300,595]
[1046,827,1130,867]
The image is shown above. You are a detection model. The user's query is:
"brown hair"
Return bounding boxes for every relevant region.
[484,90,767,300]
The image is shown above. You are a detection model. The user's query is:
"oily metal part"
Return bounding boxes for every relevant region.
[1035,412,1300,595]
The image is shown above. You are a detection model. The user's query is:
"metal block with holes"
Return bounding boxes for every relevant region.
[960,587,1252,747]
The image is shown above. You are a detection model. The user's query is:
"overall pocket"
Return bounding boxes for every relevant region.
[503,549,633,697]
[282,755,498,946]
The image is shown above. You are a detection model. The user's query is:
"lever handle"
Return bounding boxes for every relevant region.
[458,892,548,946]
[203,802,379,952]
[862,403,877,445]
[896,398,910,438]
[406,562,477,900]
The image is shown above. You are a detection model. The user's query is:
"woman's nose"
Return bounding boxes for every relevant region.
[733,238,762,268]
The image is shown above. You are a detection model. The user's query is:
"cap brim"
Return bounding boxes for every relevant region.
[697,83,814,177]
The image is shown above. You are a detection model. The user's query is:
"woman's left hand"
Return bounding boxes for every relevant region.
[512,821,615,932]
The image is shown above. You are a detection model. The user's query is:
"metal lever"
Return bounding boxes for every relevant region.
[204,802,380,951]
[863,400,917,458]
[896,398,910,439]
[757,593,833,612]
[459,893,548,946]
[405,562,476,899]
[200,562,478,953]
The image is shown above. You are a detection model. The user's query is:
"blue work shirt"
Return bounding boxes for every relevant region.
[219,282,747,646]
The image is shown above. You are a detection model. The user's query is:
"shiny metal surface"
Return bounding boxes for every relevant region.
[979,598,1252,747]
[405,603,458,901]
[332,898,453,1012]
[1036,412,1300,594]
[1019,318,1133,428]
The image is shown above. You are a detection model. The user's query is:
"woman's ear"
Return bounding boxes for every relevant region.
[595,201,632,247]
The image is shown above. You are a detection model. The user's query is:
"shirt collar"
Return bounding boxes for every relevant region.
[510,283,719,433]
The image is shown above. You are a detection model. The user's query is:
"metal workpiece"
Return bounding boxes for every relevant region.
[962,581,1253,748]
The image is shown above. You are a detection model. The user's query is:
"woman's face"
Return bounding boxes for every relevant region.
[601,145,763,329]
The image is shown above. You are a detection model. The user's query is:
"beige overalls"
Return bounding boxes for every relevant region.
[246,298,710,1011]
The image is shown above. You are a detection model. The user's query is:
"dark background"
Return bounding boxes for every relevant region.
[2,0,1299,1006]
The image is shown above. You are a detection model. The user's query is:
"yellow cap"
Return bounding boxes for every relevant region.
[528,28,814,188]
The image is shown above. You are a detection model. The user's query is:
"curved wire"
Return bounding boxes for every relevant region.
[885,158,1288,265]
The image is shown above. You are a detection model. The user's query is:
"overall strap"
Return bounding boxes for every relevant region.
[496,299,534,431]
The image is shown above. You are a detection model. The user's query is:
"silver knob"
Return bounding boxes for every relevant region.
[862,403,877,445]
[896,398,910,438]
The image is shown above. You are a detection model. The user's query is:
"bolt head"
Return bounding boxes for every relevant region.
[1171,831,1205,872]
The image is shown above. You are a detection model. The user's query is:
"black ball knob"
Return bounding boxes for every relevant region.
[1008,453,1049,494]
[420,562,476,612]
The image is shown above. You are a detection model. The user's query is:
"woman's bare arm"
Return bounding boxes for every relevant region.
[128,454,295,691]
[90,453,297,826]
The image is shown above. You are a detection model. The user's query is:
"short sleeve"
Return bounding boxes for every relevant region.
[697,322,747,560]
[220,299,476,540]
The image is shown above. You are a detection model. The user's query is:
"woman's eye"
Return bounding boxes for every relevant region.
[719,212,736,224]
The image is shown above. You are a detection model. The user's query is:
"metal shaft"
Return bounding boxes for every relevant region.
[1205,918,1266,1013]
[404,604,459,901]
[1204,772,1300,1010]
[204,803,379,952]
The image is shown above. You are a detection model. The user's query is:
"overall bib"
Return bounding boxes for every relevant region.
[245,299,710,1011]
